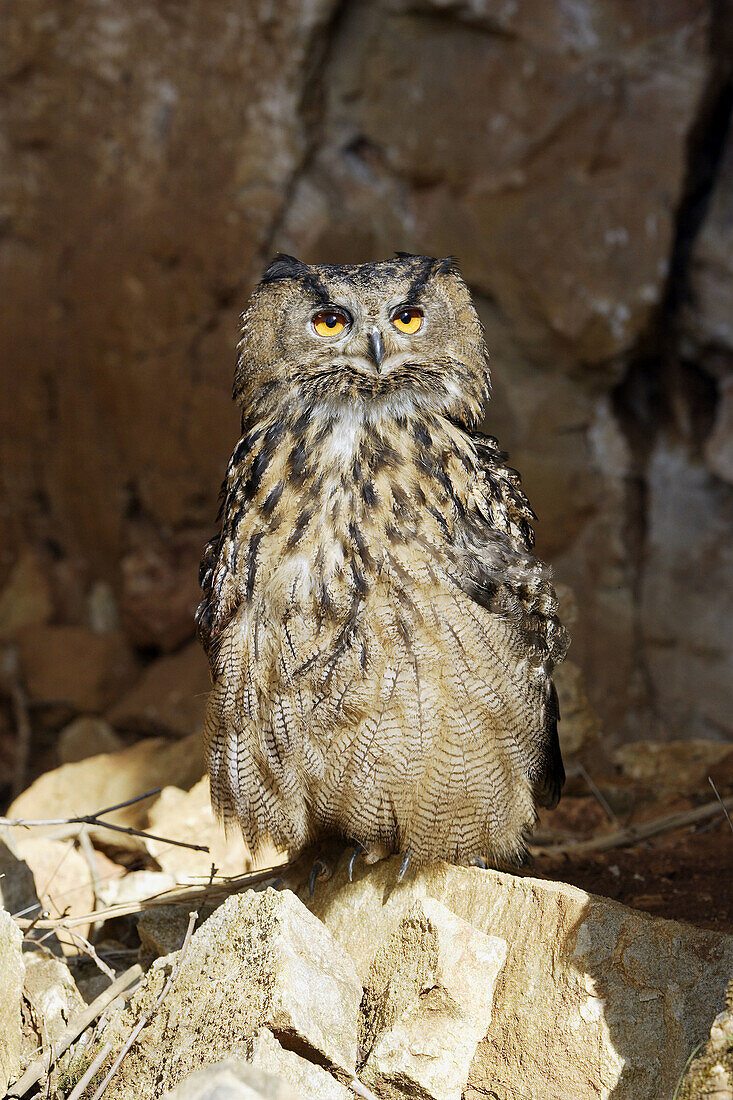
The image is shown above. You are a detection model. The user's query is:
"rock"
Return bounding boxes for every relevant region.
[283,0,709,366]
[0,550,53,640]
[677,979,733,1100]
[553,659,601,758]
[21,949,85,1058]
[641,439,733,740]
[97,869,177,910]
[142,777,284,882]
[706,375,733,486]
[0,907,24,1096]
[17,625,138,712]
[57,716,123,764]
[249,1029,351,1099]
[614,740,733,793]
[160,1059,316,1100]
[120,534,206,652]
[0,830,41,920]
[100,889,362,1098]
[9,834,95,947]
[360,898,507,1100]
[8,733,205,850]
[308,854,733,1100]
[137,904,211,962]
[684,124,733,361]
[107,643,210,738]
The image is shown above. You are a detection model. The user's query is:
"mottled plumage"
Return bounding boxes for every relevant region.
[197,253,568,869]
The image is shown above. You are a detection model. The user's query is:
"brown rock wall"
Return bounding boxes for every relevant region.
[1,0,732,745]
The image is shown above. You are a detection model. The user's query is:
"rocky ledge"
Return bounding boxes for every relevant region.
[4,852,726,1100]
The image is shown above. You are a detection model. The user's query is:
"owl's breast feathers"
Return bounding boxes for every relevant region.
[197,401,568,862]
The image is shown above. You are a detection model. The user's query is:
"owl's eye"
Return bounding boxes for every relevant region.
[313,310,349,337]
[392,307,423,334]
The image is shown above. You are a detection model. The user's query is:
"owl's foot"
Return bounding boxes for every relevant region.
[308,857,331,898]
[397,849,412,882]
[347,844,363,882]
[470,855,488,869]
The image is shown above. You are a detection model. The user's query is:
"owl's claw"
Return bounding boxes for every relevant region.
[471,856,488,869]
[309,858,328,898]
[347,844,363,882]
[397,850,411,882]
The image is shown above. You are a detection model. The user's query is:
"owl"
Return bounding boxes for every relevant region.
[197,253,568,876]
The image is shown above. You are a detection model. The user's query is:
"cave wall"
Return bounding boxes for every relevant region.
[1,0,732,745]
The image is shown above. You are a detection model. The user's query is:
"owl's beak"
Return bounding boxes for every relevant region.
[368,328,385,372]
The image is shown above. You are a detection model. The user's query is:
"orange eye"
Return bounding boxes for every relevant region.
[313,310,348,337]
[392,307,423,334]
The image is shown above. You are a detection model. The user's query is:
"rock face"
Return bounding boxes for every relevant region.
[95,861,733,1100]
[0,908,24,1096]
[309,856,733,1100]
[359,898,507,1100]
[99,888,362,1099]
[0,0,731,744]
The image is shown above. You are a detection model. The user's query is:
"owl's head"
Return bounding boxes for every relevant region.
[235,253,489,428]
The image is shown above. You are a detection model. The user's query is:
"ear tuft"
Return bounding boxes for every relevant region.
[435,255,460,276]
[261,253,310,284]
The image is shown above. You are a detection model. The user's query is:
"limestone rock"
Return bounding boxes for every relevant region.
[614,740,733,793]
[17,625,138,712]
[677,980,733,1100]
[308,854,733,1100]
[100,889,362,1098]
[9,835,95,947]
[8,733,205,850]
[107,643,210,738]
[641,439,733,740]
[142,777,284,882]
[58,716,123,765]
[160,1059,312,1100]
[0,908,24,1096]
[97,869,177,910]
[249,1028,351,1099]
[360,898,507,1100]
[0,550,53,640]
[283,0,709,365]
[21,949,85,1058]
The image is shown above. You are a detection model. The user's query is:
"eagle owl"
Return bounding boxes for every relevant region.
[197,253,568,873]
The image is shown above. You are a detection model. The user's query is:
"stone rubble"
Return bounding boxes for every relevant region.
[0,907,25,1096]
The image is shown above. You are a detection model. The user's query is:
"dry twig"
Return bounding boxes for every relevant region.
[7,965,143,1098]
[0,788,210,853]
[533,795,733,858]
[65,1039,116,1100]
[708,776,733,833]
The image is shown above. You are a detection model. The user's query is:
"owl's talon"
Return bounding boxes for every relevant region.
[470,856,488,869]
[397,850,411,882]
[309,858,328,898]
[347,844,363,882]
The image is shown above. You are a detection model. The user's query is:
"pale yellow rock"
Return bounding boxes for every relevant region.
[614,739,733,792]
[308,855,733,1100]
[21,949,86,1059]
[10,834,95,947]
[361,897,507,1100]
[144,778,285,882]
[9,733,205,850]
[0,908,24,1096]
[99,888,362,1099]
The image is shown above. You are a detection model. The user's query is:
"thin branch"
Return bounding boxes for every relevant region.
[59,928,116,982]
[708,775,733,833]
[0,787,209,853]
[12,861,293,932]
[574,761,620,826]
[88,910,199,1100]
[65,1039,116,1100]
[7,965,143,1099]
[533,795,733,858]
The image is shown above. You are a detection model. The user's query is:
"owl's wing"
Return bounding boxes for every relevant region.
[471,432,537,553]
[456,435,568,810]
